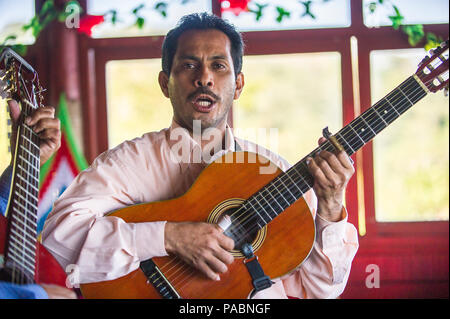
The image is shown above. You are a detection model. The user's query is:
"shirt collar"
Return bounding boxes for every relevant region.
[166,119,237,172]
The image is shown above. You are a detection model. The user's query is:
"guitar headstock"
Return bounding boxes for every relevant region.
[415,39,449,95]
[0,48,44,112]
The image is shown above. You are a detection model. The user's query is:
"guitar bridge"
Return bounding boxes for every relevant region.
[140,259,181,299]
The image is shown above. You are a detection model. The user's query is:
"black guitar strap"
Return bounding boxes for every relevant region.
[242,243,274,295]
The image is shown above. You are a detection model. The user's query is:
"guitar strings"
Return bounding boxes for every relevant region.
[226,75,430,239]
[156,74,436,293]
[8,93,40,285]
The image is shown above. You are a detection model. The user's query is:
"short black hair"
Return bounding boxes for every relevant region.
[161,12,244,77]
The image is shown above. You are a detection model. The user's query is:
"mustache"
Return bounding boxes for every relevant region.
[187,87,221,102]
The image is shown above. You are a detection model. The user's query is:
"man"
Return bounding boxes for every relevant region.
[43,13,358,298]
[0,100,75,299]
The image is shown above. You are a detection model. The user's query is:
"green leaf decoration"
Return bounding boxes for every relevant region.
[300,1,316,19]
[388,5,404,29]
[276,6,291,23]
[424,32,443,51]
[132,4,145,15]
[135,16,145,29]
[248,3,268,21]
[155,2,168,17]
[402,24,424,46]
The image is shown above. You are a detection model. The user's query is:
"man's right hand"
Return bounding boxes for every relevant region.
[164,222,235,281]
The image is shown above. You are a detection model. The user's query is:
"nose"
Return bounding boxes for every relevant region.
[195,66,214,88]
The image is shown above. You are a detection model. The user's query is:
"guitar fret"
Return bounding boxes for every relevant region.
[11,213,38,236]
[335,133,356,154]
[351,116,376,143]
[7,239,36,265]
[284,171,304,197]
[265,189,285,211]
[372,104,389,126]
[12,206,37,226]
[247,200,269,224]
[384,95,401,116]
[257,192,277,220]
[21,133,40,150]
[6,250,36,273]
[291,164,313,192]
[13,199,38,223]
[19,145,40,163]
[271,184,290,206]
[15,191,39,211]
[9,233,37,257]
[277,176,297,202]
[16,174,39,193]
[398,86,414,107]
[347,123,366,149]
[17,164,40,184]
[16,183,38,199]
[255,194,275,222]
[18,154,35,168]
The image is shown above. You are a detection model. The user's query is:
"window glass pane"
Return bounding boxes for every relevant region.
[106,59,173,149]
[371,49,449,222]
[363,0,449,27]
[222,0,350,32]
[88,0,211,38]
[234,53,342,165]
[0,0,35,45]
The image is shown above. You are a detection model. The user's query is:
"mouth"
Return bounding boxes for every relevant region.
[191,94,217,113]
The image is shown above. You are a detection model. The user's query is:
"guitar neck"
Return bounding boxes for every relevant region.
[239,75,428,231]
[4,102,40,284]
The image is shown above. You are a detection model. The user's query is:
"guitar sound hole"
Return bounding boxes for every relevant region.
[222,207,259,251]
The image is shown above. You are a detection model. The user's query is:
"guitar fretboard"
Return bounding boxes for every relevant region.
[228,75,427,239]
[4,102,40,284]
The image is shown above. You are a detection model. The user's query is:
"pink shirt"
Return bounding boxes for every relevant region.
[42,120,359,299]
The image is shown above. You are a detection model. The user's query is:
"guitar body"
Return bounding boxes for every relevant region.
[0,213,67,287]
[81,151,315,299]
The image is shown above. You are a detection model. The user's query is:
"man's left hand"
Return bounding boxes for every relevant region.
[306,137,355,222]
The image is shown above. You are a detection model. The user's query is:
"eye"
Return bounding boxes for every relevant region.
[213,62,226,70]
[183,63,196,69]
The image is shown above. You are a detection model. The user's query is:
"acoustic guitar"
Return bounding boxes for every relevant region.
[80,41,449,299]
[0,48,67,288]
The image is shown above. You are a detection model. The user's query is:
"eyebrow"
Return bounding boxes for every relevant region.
[178,54,229,61]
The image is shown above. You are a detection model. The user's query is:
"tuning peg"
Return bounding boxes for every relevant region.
[444,85,449,97]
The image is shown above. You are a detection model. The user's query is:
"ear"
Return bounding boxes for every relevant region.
[233,72,244,100]
[158,71,170,98]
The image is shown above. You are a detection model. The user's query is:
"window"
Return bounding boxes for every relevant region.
[363,0,449,27]
[370,48,449,222]
[0,0,35,45]
[234,52,342,164]
[105,59,173,148]
[87,0,212,38]
[222,0,351,32]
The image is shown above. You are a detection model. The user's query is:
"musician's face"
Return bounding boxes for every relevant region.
[159,29,244,132]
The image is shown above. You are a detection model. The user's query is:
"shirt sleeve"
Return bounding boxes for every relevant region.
[0,165,12,215]
[281,196,359,299]
[0,282,48,299]
[42,148,168,284]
